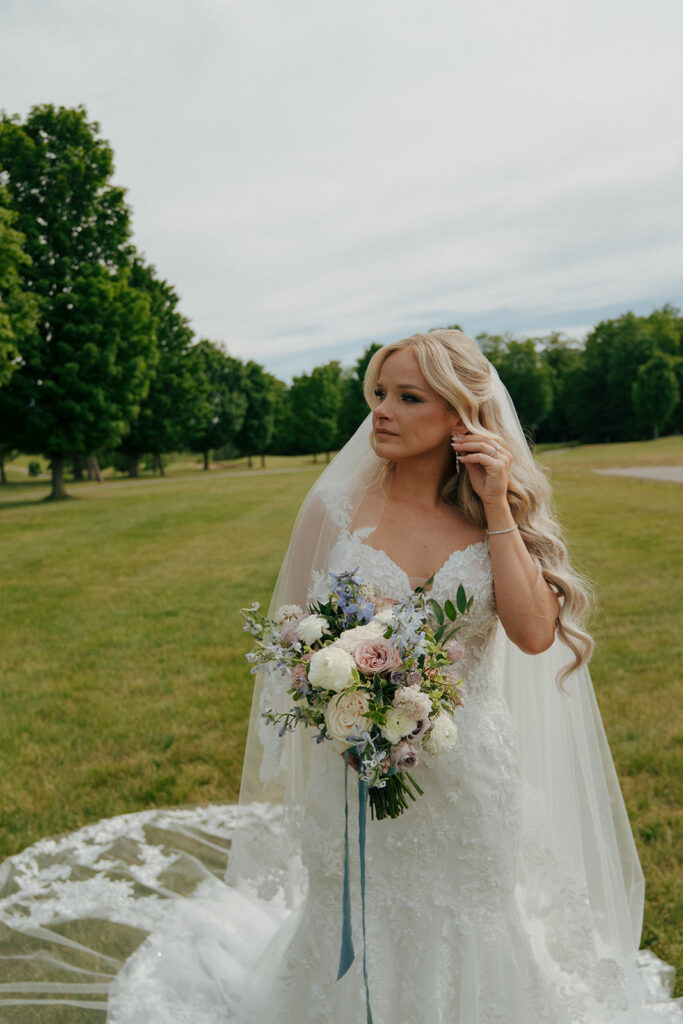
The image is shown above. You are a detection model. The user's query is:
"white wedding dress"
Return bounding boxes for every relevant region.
[2,529,681,1022]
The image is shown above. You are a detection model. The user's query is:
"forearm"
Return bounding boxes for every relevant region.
[484,499,559,654]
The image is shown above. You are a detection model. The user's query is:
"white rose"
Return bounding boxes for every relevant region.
[335,621,385,653]
[308,646,356,692]
[422,712,458,755]
[373,608,395,627]
[380,708,417,745]
[324,690,370,743]
[296,614,330,645]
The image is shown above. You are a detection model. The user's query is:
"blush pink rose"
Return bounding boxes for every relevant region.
[353,638,403,676]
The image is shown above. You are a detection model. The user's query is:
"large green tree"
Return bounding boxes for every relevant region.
[0,183,39,482]
[266,376,293,455]
[187,340,247,470]
[671,356,683,434]
[577,313,655,442]
[235,361,276,467]
[646,304,682,356]
[476,331,510,365]
[4,265,154,495]
[288,361,343,461]
[644,305,683,435]
[120,259,200,477]
[490,338,553,436]
[632,352,679,439]
[0,104,156,498]
[537,333,584,443]
[570,308,682,442]
[0,183,37,386]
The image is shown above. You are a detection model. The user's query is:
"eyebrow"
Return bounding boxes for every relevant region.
[376,381,427,392]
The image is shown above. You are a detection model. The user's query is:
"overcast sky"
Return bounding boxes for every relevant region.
[2,0,682,379]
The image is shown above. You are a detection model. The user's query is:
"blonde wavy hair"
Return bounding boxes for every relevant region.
[363,329,593,682]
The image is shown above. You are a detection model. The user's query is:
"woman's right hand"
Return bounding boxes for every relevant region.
[451,432,512,508]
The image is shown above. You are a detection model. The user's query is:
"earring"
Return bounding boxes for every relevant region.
[451,435,460,474]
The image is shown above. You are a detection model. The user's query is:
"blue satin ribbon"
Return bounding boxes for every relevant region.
[337,751,374,1024]
[337,751,355,978]
[358,774,373,1024]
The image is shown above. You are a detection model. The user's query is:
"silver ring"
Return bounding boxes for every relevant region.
[490,446,498,457]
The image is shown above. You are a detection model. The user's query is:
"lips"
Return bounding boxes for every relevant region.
[375,428,397,438]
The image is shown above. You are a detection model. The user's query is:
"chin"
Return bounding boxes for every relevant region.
[373,435,398,451]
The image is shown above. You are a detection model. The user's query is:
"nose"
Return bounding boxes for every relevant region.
[374,396,391,420]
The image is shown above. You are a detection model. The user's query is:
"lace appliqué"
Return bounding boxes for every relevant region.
[319,480,355,529]
[0,806,239,932]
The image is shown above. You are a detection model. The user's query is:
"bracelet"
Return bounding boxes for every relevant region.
[486,524,519,535]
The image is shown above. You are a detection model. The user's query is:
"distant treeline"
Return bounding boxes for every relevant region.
[477,306,682,446]
[0,105,680,500]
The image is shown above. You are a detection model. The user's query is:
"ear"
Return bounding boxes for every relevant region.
[449,412,465,435]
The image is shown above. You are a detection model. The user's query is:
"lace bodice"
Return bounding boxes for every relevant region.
[312,529,501,701]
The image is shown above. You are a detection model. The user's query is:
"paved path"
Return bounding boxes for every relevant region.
[594,466,683,483]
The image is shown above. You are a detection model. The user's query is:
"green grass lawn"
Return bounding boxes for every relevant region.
[0,450,325,487]
[1,438,681,990]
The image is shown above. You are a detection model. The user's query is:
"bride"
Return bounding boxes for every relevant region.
[1,330,681,1023]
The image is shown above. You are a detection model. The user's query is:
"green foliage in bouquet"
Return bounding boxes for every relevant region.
[242,569,472,820]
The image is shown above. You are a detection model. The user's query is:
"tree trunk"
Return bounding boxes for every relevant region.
[325,451,331,463]
[260,453,266,468]
[153,453,165,476]
[247,454,253,468]
[86,455,103,482]
[73,454,85,481]
[0,459,6,485]
[312,452,318,464]
[203,450,210,471]
[127,452,140,478]
[653,424,659,440]
[47,456,68,500]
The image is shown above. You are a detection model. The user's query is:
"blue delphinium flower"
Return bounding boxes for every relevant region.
[330,568,375,624]
[391,595,428,657]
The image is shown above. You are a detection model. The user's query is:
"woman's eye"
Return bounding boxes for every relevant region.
[374,389,385,400]
[401,393,420,402]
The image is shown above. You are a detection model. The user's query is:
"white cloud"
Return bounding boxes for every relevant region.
[1,0,681,378]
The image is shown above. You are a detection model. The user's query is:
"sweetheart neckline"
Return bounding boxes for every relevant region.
[347,531,488,590]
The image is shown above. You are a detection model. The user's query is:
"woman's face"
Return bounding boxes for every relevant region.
[371,348,461,462]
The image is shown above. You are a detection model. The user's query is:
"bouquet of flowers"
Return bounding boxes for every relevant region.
[241,569,471,820]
